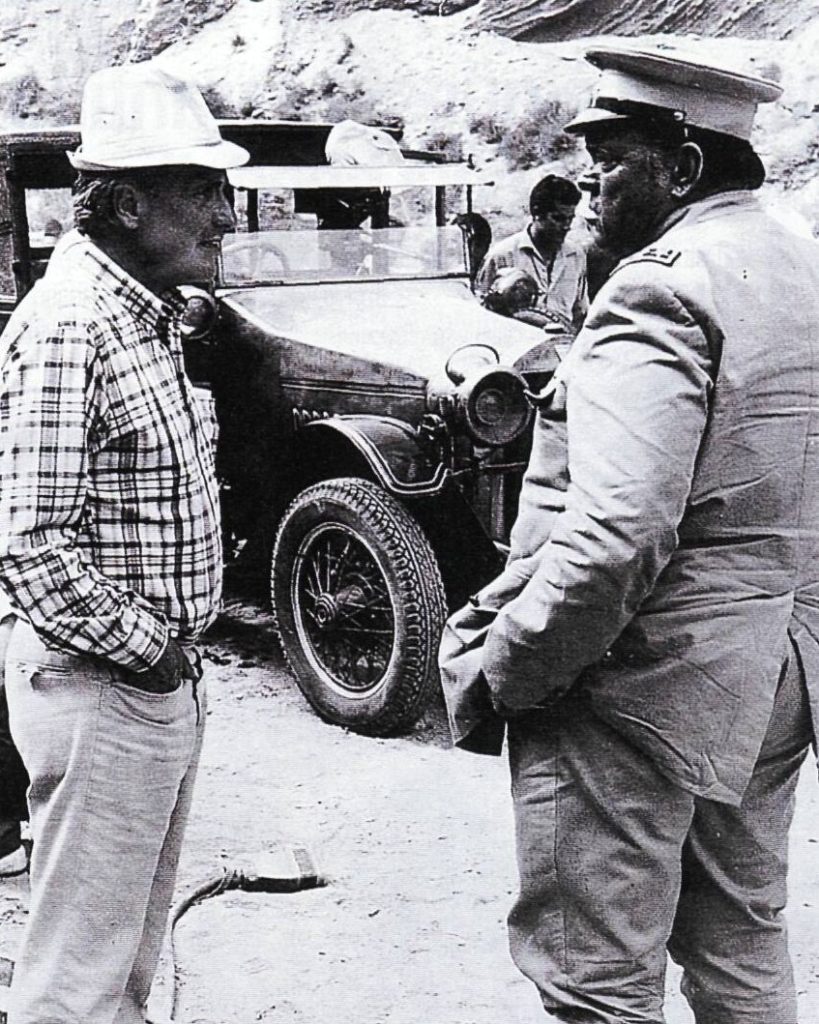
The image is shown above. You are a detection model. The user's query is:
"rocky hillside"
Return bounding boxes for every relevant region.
[0,0,239,118]
[479,0,819,41]
[2,0,817,110]
[294,0,819,40]
[1,0,818,235]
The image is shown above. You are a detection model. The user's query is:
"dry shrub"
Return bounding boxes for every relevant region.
[3,73,47,120]
[421,129,464,161]
[263,63,401,130]
[267,78,315,119]
[498,99,579,169]
[321,94,402,128]
[468,112,505,145]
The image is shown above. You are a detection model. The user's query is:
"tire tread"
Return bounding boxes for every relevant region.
[271,478,447,736]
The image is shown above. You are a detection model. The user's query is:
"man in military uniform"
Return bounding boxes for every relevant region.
[449,48,819,1023]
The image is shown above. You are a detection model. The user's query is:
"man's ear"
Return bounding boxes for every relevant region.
[670,142,704,199]
[110,182,141,231]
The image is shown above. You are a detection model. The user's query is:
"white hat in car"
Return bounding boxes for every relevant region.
[325,119,405,167]
[68,62,249,171]
[565,47,782,141]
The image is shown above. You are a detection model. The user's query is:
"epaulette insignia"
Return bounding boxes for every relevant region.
[641,245,682,265]
[614,246,682,273]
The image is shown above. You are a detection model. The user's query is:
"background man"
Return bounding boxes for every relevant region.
[0,63,247,1023]
[476,173,587,331]
[452,48,819,1024]
[0,591,27,879]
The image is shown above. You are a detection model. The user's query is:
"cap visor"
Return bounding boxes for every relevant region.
[68,138,250,171]
[564,108,633,135]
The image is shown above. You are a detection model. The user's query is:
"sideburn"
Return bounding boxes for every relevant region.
[606,147,677,259]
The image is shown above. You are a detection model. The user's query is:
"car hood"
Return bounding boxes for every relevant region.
[218,279,557,381]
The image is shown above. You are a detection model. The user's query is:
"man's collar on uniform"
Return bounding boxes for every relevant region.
[610,190,763,278]
[653,189,762,241]
[522,225,552,264]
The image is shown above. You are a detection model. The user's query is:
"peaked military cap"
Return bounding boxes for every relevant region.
[565,47,782,141]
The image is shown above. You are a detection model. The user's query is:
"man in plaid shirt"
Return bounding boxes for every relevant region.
[0,64,248,1024]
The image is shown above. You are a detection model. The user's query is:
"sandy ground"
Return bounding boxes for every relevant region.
[3,591,819,1023]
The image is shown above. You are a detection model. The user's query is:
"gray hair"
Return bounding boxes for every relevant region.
[72,169,166,238]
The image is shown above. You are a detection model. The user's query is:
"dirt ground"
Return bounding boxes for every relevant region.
[2,592,819,1023]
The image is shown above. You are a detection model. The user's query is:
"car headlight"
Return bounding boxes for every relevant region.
[178,285,217,341]
[457,365,531,446]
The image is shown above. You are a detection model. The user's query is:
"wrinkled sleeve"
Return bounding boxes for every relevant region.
[481,265,715,708]
[475,252,498,299]
[0,317,170,670]
[572,252,590,331]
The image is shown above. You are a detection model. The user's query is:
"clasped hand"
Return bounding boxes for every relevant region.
[124,638,199,694]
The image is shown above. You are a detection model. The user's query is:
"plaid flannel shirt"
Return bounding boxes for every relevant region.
[0,231,222,671]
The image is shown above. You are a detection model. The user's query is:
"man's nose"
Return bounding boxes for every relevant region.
[213,192,236,232]
[578,172,600,198]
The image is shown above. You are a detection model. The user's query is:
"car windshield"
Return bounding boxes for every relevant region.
[220,224,469,285]
[220,178,472,286]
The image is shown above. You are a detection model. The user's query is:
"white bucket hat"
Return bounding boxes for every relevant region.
[68,62,249,171]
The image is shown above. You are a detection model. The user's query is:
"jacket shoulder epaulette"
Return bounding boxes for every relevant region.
[611,244,683,276]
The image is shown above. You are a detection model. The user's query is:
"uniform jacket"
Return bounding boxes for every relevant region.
[477,190,819,804]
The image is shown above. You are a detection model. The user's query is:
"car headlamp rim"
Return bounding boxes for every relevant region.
[444,342,500,386]
[178,285,218,341]
[456,364,532,446]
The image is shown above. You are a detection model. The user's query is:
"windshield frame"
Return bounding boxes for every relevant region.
[219,176,476,288]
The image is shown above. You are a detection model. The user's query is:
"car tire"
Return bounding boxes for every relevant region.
[271,477,447,735]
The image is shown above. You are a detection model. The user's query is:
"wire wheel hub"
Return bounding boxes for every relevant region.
[294,525,394,694]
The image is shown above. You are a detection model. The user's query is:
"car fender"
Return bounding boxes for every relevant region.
[297,416,504,604]
[299,415,449,497]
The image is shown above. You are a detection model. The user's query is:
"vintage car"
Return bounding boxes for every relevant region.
[0,120,569,736]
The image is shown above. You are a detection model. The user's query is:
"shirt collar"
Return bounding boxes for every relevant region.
[519,225,573,264]
[51,230,184,332]
[517,227,537,255]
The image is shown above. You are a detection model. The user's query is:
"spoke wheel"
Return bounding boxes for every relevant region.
[271,478,447,735]
[294,522,396,693]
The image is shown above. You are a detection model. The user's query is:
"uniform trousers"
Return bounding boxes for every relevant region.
[506,643,812,1024]
[4,621,205,1024]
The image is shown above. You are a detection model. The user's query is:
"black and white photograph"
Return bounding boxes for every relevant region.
[1,1,819,1021]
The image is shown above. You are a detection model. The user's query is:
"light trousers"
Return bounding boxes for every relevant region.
[4,621,205,1024]
[507,643,812,1024]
